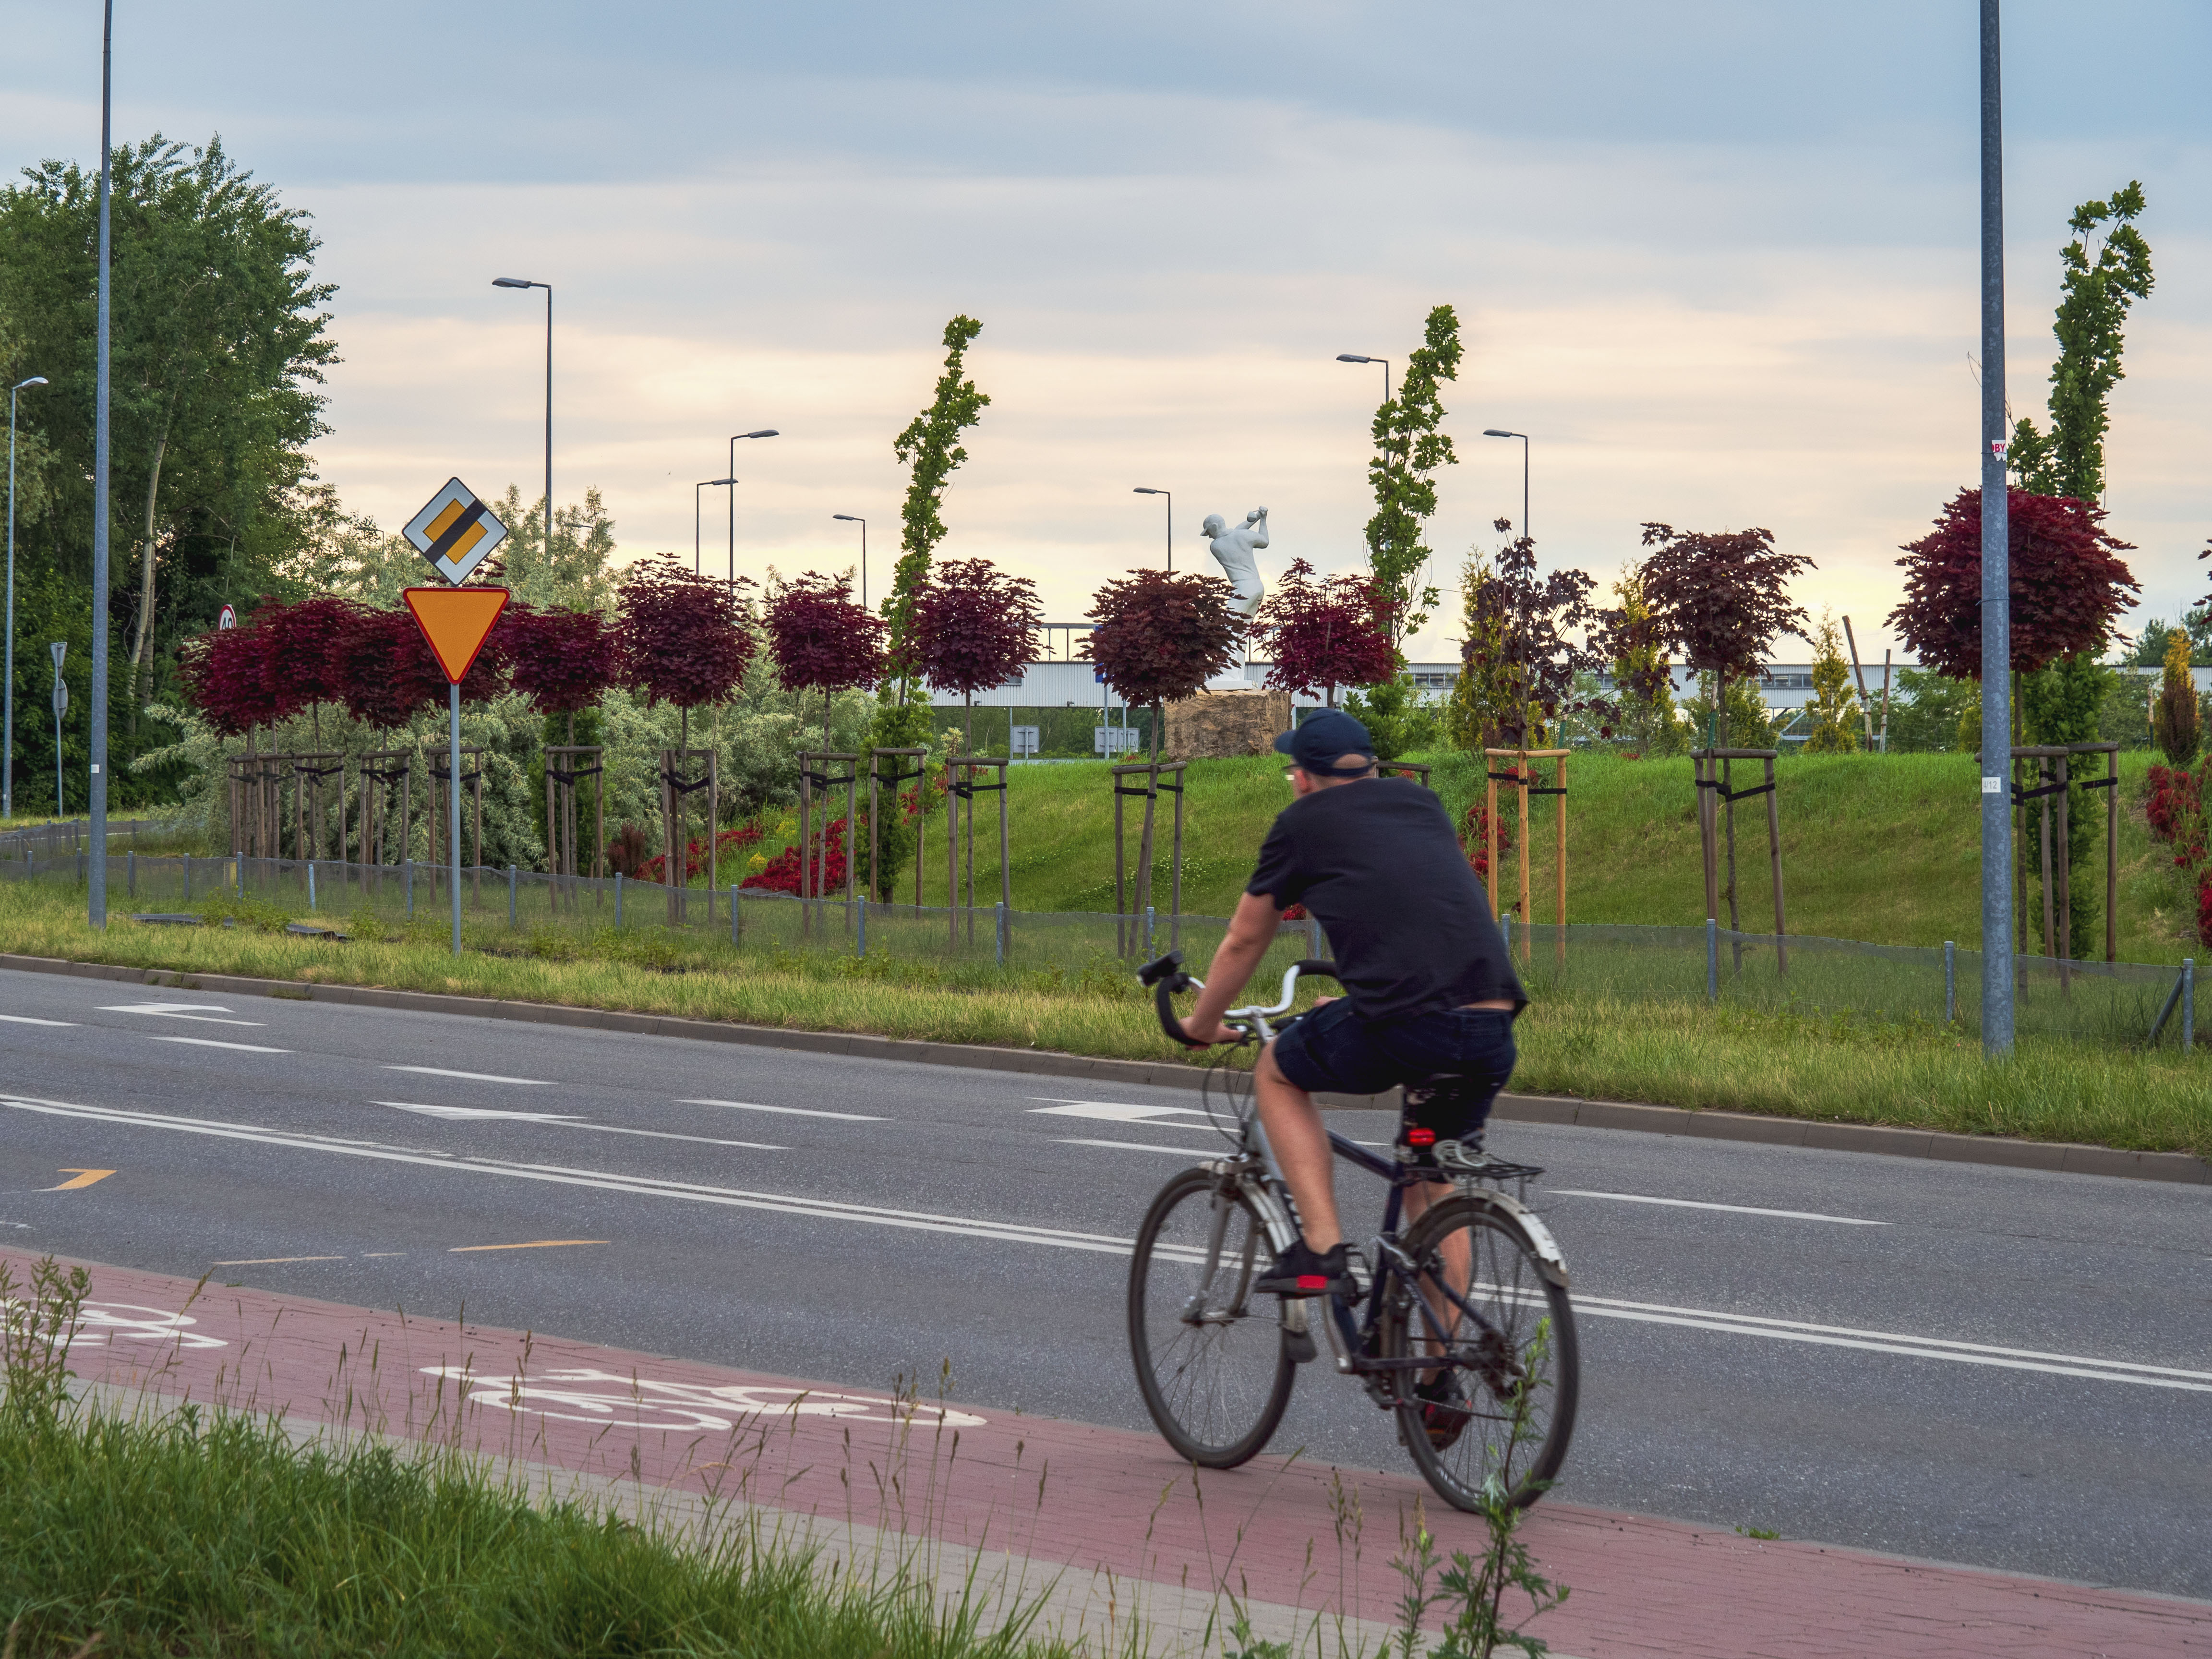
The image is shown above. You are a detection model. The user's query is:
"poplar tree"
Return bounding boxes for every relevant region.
[882,315,988,713]
[1362,305,1462,651]
[1803,613,1861,754]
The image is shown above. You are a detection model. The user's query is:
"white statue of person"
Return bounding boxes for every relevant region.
[1200,507,1268,689]
[1201,507,1268,616]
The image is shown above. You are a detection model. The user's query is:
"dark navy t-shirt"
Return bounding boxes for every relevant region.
[1246,777,1526,1022]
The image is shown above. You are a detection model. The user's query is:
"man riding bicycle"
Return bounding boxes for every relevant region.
[1176,709,1526,1310]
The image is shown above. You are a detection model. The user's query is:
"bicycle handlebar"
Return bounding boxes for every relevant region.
[1138,950,1341,1048]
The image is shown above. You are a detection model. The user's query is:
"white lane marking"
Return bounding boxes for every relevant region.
[419,1365,986,1431]
[214,1255,345,1265]
[377,1101,579,1124]
[375,1101,780,1152]
[143,1035,290,1054]
[1058,1138,1223,1157]
[6,1088,2205,1395]
[0,1013,76,1026]
[1030,1101,1215,1125]
[384,1066,553,1086]
[99,1003,264,1027]
[1552,1190,1891,1227]
[680,1098,886,1122]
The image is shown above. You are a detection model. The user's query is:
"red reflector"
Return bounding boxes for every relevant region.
[1408,1128,1437,1146]
[1296,1274,1327,1290]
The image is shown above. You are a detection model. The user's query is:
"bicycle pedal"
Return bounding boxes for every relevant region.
[1283,1326,1319,1364]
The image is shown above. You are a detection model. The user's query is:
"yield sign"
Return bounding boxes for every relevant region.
[402,587,510,684]
[402,477,509,586]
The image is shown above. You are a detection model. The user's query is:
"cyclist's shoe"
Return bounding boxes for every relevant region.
[1415,1371,1475,1451]
[1255,1239,1355,1298]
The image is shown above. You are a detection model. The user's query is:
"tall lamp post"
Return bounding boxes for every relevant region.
[1335,352,1391,405]
[1131,488,1172,571]
[832,515,867,609]
[726,430,777,589]
[492,277,553,566]
[696,479,735,576]
[88,0,114,926]
[1482,429,1530,541]
[1978,0,2015,1056]
[5,374,48,821]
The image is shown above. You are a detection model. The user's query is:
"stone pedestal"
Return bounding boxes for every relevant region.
[1162,688,1292,761]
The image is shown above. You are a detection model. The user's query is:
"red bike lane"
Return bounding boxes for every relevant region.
[12,1250,2207,1658]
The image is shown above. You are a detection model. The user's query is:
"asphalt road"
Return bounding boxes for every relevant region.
[1,964,2207,1598]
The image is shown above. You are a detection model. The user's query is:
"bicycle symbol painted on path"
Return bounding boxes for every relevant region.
[417,1365,987,1433]
[2,1299,229,1350]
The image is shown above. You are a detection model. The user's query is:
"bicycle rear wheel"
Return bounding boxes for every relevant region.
[1377,1192,1578,1512]
[1127,1165,1295,1467]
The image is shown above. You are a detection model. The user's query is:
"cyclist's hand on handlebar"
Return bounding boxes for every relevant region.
[1178,1013,1240,1046]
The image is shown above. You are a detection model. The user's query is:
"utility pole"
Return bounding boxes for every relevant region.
[1978,0,2015,1055]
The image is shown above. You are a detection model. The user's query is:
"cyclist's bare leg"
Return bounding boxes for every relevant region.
[1254,1040,1342,1251]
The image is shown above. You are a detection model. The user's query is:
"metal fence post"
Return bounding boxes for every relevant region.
[127,849,134,898]
[1503,912,1512,957]
[731,883,740,948]
[182,852,190,902]
[1707,917,1718,1001]
[1306,914,1321,958]
[2187,959,2195,1054]
[1145,904,1155,953]
[308,862,316,911]
[1945,941,1956,1023]
[615,871,623,928]
[995,900,1006,967]
[405,858,413,917]
[508,864,517,927]
[856,893,865,958]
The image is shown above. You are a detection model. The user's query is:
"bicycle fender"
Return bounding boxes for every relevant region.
[1472,1189,1570,1288]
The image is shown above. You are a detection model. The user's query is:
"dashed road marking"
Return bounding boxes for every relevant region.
[99,1003,264,1027]
[450,1239,607,1252]
[213,1255,345,1265]
[384,1065,553,1086]
[680,1098,885,1122]
[1553,1190,1890,1226]
[1030,1100,1217,1126]
[44,1168,115,1190]
[0,1013,76,1026]
[143,1035,289,1054]
[376,1101,578,1124]
[1058,1138,1221,1157]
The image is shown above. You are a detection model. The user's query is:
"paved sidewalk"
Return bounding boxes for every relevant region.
[13,1250,2208,1658]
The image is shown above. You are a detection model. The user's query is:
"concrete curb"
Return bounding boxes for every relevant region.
[5,949,2207,1188]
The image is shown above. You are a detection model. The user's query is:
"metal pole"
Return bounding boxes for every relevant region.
[542,285,553,575]
[1978,0,2015,1056]
[995,899,1006,967]
[508,863,517,927]
[448,683,462,956]
[1707,916,1718,1001]
[1945,940,1957,1023]
[2187,958,2195,1054]
[87,0,113,928]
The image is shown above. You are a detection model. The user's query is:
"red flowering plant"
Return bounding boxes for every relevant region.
[616,557,757,749]
[1459,797,1515,884]
[912,558,1041,748]
[1250,558,1396,709]
[764,572,885,754]
[640,823,765,886]
[1082,569,1244,759]
[742,817,849,894]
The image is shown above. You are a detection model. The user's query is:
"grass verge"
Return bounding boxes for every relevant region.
[0,880,2204,1156]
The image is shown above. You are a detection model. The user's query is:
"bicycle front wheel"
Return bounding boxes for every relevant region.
[1377,1192,1578,1513]
[1127,1165,1295,1467]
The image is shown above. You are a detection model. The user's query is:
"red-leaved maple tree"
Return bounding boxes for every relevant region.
[1082,569,1245,759]
[505,604,620,743]
[177,601,283,737]
[257,596,356,741]
[1637,524,1813,745]
[616,556,757,748]
[911,558,1042,746]
[764,571,886,754]
[335,604,506,731]
[1889,488,2137,681]
[1250,557,1396,708]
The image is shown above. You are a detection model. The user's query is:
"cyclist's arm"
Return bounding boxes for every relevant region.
[1181,890,1283,1044]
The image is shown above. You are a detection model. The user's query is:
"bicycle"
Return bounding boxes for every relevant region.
[1125,950,1579,1513]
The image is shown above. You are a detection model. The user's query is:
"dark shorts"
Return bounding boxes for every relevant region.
[1269,999,1517,1134]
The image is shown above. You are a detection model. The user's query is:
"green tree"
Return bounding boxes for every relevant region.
[1605,571,1683,755]
[1680,673,1777,751]
[1885,667,1976,753]
[2022,650,2119,957]
[2151,627,2199,769]
[1362,305,1462,650]
[882,315,987,706]
[2128,618,2175,669]
[1802,612,1861,753]
[2008,182,2152,504]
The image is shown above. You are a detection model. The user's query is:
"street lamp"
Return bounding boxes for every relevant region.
[832,515,867,609]
[1483,430,1530,542]
[5,374,48,821]
[1336,353,1391,404]
[727,430,778,589]
[88,0,114,926]
[1131,488,1172,572]
[492,276,553,568]
[696,479,736,576]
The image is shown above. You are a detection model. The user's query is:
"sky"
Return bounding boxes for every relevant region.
[5,0,2209,664]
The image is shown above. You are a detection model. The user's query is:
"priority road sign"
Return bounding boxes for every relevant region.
[401,587,511,684]
[402,477,509,587]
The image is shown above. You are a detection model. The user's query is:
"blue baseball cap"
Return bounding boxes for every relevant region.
[1274,709,1377,776]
